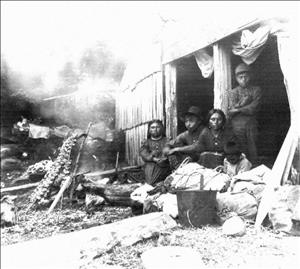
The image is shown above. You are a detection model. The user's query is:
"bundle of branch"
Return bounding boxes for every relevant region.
[47,122,93,214]
[12,160,54,185]
[25,134,77,211]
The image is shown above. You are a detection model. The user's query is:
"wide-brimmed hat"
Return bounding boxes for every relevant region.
[235,63,251,75]
[180,106,202,121]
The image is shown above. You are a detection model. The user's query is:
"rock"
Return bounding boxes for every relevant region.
[1,195,18,227]
[222,216,246,236]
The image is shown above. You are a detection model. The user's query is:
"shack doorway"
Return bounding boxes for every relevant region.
[231,36,290,166]
[175,55,214,134]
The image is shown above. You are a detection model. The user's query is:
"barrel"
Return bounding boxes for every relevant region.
[176,190,218,227]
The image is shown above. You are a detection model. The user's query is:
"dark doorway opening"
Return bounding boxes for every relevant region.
[175,55,214,134]
[231,36,290,166]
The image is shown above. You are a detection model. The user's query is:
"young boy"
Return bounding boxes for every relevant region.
[220,140,252,177]
[163,106,205,168]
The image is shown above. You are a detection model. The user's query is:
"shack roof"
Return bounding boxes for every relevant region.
[161,15,274,64]
[118,10,293,94]
[119,43,162,93]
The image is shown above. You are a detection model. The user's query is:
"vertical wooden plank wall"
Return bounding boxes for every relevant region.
[213,42,232,115]
[116,72,164,165]
[164,63,177,140]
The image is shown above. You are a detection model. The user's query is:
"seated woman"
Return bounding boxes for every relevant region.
[139,120,171,186]
[164,106,205,168]
[196,109,238,168]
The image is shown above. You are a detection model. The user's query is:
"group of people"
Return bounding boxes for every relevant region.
[140,63,261,186]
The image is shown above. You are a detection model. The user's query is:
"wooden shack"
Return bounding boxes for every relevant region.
[116,14,299,184]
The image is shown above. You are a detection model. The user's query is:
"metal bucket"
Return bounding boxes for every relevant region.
[176,190,218,227]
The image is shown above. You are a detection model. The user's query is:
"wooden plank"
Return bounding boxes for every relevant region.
[255,127,297,229]
[281,136,298,184]
[119,72,165,165]
[164,63,177,139]
[85,165,140,179]
[213,42,231,114]
[1,183,39,195]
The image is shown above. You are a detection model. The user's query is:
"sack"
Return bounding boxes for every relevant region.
[230,164,271,191]
[143,193,178,218]
[269,186,300,232]
[130,184,153,204]
[201,169,231,192]
[232,181,265,204]
[229,165,270,204]
[216,192,258,221]
[165,161,204,190]
[165,159,230,192]
[156,193,178,218]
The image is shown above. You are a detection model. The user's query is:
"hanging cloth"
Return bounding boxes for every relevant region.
[28,124,51,139]
[232,26,270,65]
[194,49,214,78]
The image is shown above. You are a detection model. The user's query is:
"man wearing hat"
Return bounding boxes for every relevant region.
[227,63,262,164]
[164,106,205,167]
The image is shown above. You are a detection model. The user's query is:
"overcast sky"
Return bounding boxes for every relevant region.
[1,1,299,77]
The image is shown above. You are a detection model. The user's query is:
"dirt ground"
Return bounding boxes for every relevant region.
[83,225,299,269]
[1,190,299,269]
[1,167,299,269]
[1,191,132,246]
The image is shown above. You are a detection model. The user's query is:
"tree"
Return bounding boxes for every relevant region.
[79,42,125,82]
[56,62,79,95]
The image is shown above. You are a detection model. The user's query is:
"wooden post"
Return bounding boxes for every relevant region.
[164,63,177,139]
[69,122,93,200]
[213,42,232,115]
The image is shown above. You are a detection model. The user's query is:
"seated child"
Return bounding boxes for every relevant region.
[217,141,252,178]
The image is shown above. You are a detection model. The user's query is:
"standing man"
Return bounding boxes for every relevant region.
[227,63,262,164]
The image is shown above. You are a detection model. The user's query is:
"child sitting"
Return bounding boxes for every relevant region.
[217,141,252,177]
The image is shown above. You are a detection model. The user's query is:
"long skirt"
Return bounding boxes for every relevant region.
[143,162,171,186]
[198,151,224,169]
